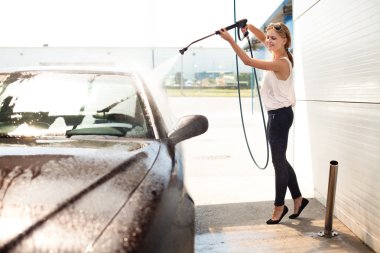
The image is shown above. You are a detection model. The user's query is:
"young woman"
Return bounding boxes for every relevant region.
[219,22,309,224]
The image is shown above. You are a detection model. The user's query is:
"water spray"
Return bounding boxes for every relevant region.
[179,18,270,170]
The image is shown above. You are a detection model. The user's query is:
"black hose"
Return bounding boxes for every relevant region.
[178,10,269,169]
[235,36,269,170]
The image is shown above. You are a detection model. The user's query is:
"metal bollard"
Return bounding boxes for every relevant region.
[318,160,339,237]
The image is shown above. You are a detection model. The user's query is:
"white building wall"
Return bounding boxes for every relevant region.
[293,0,380,252]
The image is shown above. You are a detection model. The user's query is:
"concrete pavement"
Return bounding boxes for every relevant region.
[195,199,373,253]
[168,97,374,253]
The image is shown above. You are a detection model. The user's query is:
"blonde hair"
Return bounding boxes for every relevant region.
[266,22,293,66]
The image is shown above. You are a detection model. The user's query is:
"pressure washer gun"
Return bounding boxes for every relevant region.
[179,19,248,55]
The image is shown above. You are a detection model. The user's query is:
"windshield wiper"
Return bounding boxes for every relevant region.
[0,133,15,138]
[97,95,136,114]
[66,125,127,137]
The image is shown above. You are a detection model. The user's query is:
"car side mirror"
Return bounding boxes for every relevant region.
[168,115,208,146]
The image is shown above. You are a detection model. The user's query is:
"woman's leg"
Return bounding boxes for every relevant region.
[267,107,301,207]
[287,160,302,200]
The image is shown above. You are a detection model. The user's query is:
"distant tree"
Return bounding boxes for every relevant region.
[238,72,252,88]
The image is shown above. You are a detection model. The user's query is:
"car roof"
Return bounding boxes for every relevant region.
[0,66,137,76]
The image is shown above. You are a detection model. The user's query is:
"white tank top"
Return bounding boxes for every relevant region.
[260,57,295,111]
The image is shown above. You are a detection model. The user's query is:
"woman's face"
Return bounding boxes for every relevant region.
[265,29,286,52]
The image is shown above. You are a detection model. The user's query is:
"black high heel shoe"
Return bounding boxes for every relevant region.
[289,198,309,219]
[266,205,288,225]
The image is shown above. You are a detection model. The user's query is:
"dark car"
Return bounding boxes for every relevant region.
[0,67,208,253]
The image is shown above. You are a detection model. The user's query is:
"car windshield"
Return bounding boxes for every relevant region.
[0,71,153,138]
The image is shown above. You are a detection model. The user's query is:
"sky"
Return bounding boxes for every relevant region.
[1,0,283,48]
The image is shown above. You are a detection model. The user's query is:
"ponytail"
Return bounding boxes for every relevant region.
[286,49,294,67]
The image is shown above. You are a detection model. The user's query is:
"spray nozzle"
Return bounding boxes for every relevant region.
[179,48,187,55]
[179,19,248,55]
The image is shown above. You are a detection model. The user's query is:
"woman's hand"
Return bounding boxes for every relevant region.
[241,25,248,34]
[218,28,234,42]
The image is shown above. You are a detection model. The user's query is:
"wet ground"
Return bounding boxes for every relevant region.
[195,199,372,253]
[169,97,374,253]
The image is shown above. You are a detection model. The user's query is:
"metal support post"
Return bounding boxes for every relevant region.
[318,160,339,237]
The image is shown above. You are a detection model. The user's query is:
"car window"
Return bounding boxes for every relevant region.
[0,71,154,138]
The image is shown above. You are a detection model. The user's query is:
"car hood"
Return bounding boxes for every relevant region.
[0,138,160,252]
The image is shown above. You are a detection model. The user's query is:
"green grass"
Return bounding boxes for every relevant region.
[165,87,257,97]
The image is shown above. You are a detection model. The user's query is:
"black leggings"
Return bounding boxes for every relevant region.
[267,106,301,206]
